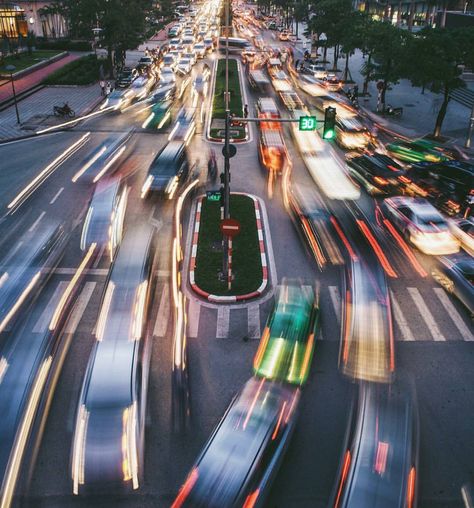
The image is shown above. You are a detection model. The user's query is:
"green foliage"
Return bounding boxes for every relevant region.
[212,59,243,118]
[35,39,92,51]
[42,54,102,85]
[308,0,353,49]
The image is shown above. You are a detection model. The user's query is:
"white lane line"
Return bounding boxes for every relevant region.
[408,287,446,341]
[216,306,230,339]
[328,286,341,323]
[187,297,201,338]
[390,290,415,341]
[28,211,46,233]
[153,283,170,337]
[433,288,474,342]
[50,267,171,277]
[247,304,261,339]
[49,187,64,205]
[32,281,69,333]
[64,282,97,334]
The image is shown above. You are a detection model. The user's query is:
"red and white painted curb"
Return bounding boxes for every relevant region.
[189,193,269,303]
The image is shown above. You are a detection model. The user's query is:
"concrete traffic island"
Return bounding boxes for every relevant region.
[189,193,268,303]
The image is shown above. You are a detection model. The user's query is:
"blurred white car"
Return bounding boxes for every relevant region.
[449,218,474,256]
[159,66,176,86]
[383,197,460,255]
[176,58,192,75]
[194,42,206,58]
[102,89,133,111]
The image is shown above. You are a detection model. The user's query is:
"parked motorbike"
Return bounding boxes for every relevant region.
[53,103,75,118]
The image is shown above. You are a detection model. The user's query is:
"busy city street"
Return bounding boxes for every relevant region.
[0,0,473,507]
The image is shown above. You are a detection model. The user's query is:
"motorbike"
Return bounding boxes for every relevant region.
[385,105,403,117]
[53,104,75,118]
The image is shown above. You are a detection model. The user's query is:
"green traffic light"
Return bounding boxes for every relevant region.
[323,129,334,140]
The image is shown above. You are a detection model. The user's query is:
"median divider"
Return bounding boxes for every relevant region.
[189,193,268,303]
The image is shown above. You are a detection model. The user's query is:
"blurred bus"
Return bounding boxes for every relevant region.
[258,129,288,174]
[218,37,252,53]
[71,225,155,495]
[256,97,281,131]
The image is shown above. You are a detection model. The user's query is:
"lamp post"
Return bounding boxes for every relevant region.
[5,64,20,124]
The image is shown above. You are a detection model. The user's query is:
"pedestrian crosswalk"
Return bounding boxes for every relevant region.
[20,277,473,344]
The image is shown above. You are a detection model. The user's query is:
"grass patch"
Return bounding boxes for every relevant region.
[212,58,243,119]
[42,55,103,85]
[210,127,246,140]
[0,50,63,73]
[195,194,263,296]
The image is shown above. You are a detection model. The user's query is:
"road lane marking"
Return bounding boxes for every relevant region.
[216,306,230,339]
[407,287,446,341]
[49,187,64,205]
[187,297,201,338]
[28,211,46,233]
[390,290,415,341]
[433,288,474,341]
[153,283,170,337]
[64,282,97,334]
[32,281,68,333]
[328,286,341,323]
[247,304,261,339]
[50,267,170,277]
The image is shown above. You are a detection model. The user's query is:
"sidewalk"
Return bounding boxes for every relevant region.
[0,53,84,105]
[0,84,103,141]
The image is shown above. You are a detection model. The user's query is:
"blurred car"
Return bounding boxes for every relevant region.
[176,57,192,75]
[335,117,370,150]
[301,62,328,80]
[143,89,174,130]
[340,259,394,384]
[193,42,206,58]
[169,107,196,143]
[192,73,209,99]
[162,53,177,69]
[159,66,176,86]
[203,36,214,51]
[136,56,154,74]
[171,377,300,508]
[253,281,320,385]
[383,197,460,255]
[432,256,474,317]
[448,218,474,256]
[129,75,155,100]
[258,129,287,174]
[71,225,155,495]
[323,73,343,92]
[168,25,181,37]
[387,138,454,163]
[182,51,197,66]
[408,160,473,216]
[279,91,305,112]
[256,97,281,130]
[80,177,128,262]
[332,383,419,508]
[141,140,190,199]
[115,67,136,88]
[102,89,133,111]
[169,38,182,51]
[346,153,406,195]
[181,35,195,49]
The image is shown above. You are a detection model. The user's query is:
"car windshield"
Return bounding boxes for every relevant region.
[417,214,445,227]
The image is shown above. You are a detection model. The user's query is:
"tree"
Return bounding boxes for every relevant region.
[308,0,353,70]
[403,27,471,137]
[358,17,380,95]
[340,11,366,82]
[370,22,410,111]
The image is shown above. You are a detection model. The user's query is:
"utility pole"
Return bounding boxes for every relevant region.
[222,0,231,279]
[466,104,474,148]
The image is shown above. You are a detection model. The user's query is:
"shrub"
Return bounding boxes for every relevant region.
[36,39,92,52]
[42,54,102,85]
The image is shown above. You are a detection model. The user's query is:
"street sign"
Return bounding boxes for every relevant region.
[222,144,237,158]
[299,116,317,131]
[220,218,241,237]
[206,190,221,202]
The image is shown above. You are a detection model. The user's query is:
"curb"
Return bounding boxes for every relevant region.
[189,193,269,303]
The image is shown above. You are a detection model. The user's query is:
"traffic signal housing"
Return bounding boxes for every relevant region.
[323,106,336,140]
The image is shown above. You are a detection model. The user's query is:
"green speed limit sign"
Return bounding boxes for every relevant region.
[299,116,317,131]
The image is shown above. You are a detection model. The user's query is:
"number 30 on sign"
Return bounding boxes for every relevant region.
[298,116,317,131]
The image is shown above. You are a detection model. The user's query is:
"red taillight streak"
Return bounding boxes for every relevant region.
[383,219,427,277]
[243,489,260,508]
[243,377,266,430]
[284,390,299,424]
[330,216,358,261]
[374,441,389,474]
[334,450,352,508]
[272,401,287,440]
[342,289,351,364]
[406,467,416,508]
[254,326,270,370]
[300,333,315,381]
[301,217,326,268]
[374,176,389,186]
[171,468,199,508]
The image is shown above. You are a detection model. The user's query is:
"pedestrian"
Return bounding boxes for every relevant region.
[99,79,105,96]
[295,59,300,70]
[353,84,359,97]
[243,104,249,118]
[105,81,112,96]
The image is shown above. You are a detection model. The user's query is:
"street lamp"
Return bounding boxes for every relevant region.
[5,64,20,124]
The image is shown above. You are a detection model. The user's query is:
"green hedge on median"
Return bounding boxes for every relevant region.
[212,58,243,119]
[42,54,103,85]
